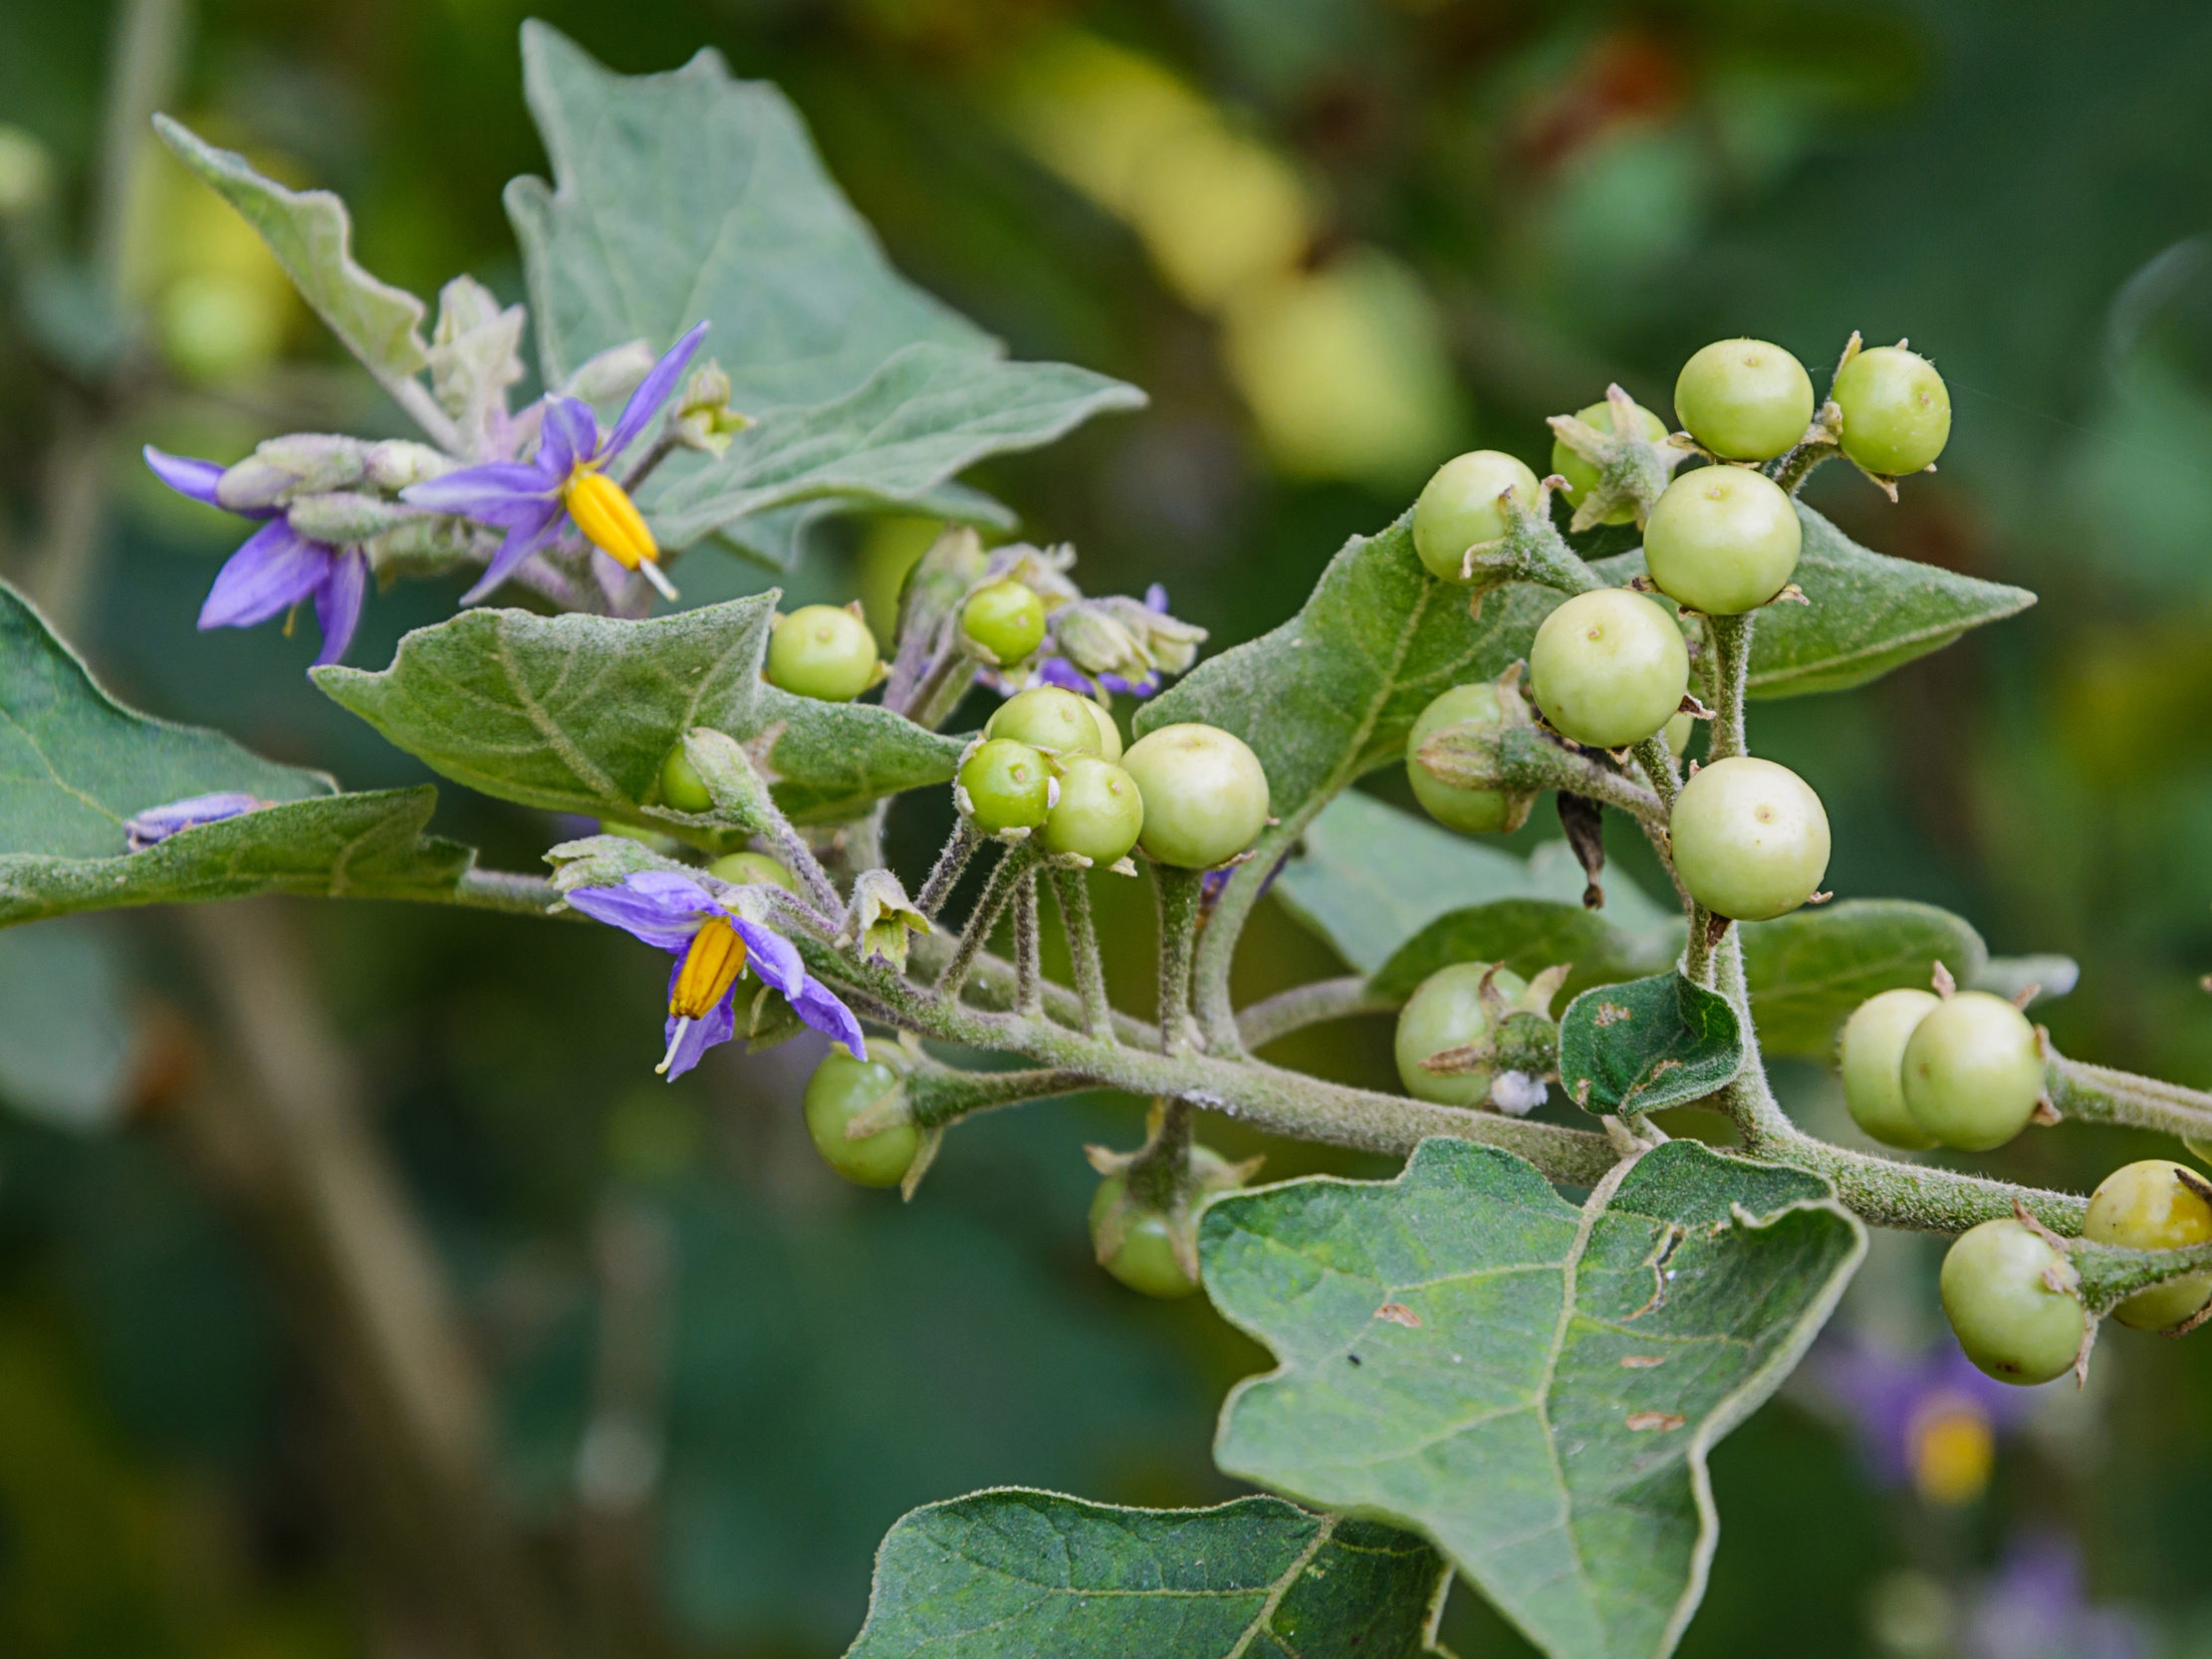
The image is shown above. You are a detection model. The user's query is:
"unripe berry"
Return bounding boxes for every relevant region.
[705,850,800,893]
[1120,724,1270,869]
[2083,1159,2212,1331]
[1552,400,1668,526]
[959,739,1052,833]
[987,686,1106,757]
[659,746,713,813]
[961,580,1047,664]
[1407,683,1526,834]
[1528,589,1689,750]
[766,604,879,702]
[1083,698,1123,764]
[1662,708,1695,760]
[1041,757,1145,864]
[804,1050,918,1188]
[1833,346,1951,476]
[1674,339,1815,462]
[1940,1218,2085,1386]
[1412,450,1542,582]
[1643,467,1802,615]
[1838,989,1941,1150]
[1394,963,1529,1108]
[1668,756,1830,921]
[1900,991,2043,1152]
[1088,1176,1198,1299]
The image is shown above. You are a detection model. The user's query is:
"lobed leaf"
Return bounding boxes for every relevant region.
[846,1488,1449,1659]
[647,345,1146,551]
[152,116,430,390]
[315,593,963,829]
[1738,900,1987,1059]
[1559,972,1744,1115]
[1205,1138,1864,1659]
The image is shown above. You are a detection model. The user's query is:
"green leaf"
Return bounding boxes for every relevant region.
[1274,790,1676,977]
[314,594,963,829]
[152,117,430,391]
[1204,1137,1864,1659]
[1591,503,2035,699]
[846,1489,1449,1659]
[0,788,474,928]
[0,579,332,857]
[1738,900,1987,1059]
[715,481,1015,573]
[507,22,992,405]
[647,345,1145,551]
[1559,972,1744,1115]
[1372,900,1678,1004]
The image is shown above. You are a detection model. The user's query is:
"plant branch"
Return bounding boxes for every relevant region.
[2047,1054,2212,1140]
[1155,865,1205,1056]
[1012,871,1043,1017]
[902,1063,1096,1129]
[1417,723,1667,826]
[1703,612,1755,761]
[916,821,981,919]
[1237,976,1397,1050]
[935,841,1040,1002]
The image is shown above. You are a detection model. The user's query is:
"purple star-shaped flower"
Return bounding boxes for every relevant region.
[143,449,369,668]
[402,323,707,605]
[566,869,863,1079]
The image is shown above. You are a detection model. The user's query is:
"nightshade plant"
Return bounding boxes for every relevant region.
[11,24,2212,1659]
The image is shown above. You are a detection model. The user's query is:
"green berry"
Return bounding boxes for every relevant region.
[1553,399,1668,526]
[1662,708,1695,759]
[1083,697,1123,764]
[1643,467,1803,615]
[959,739,1052,833]
[1042,757,1145,864]
[961,580,1047,665]
[1120,723,1271,869]
[2084,1159,2212,1331]
[1406,683,1520,833]
[1833,346,1951,476]
[986,686,1106,757]
[1669,756,1830,922]
[766,604,879,702]
[1940,1218,2085,1386]
[1089,1176,1197,1299]
[1412,450,1543,582]
[803,1051,918,1188]
[1838,988,1941,1150]
[1900,991,2044,1152]
[659,746,713,813]
[705,850,799,893]
[1528,589,1689,749]
[1394,963,1529,1108]
[1673,339,1815,461]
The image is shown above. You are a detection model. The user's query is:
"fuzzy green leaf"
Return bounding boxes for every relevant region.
[1373,901,1678,1005]
[1738,900,1988,1059]
[507,22,991,404]
[315,594,962,829]
[846,1489,1450,1659]
[152,116,429,388]
[1559,972,1744,1115]
[647,345,1145,551]
[1205,1138,1864,1659]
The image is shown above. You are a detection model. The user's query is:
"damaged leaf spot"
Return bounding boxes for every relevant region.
[1626,1411,1686,1432]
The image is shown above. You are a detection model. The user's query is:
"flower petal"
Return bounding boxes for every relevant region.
[459,498,567,605]
[401,462,558,523]
[539,397,599,476]
[1145,583,1169,612]
[729,917,805,998]
[791,976,865,1061]
[605,321,708,460]
[1034,656,1097,697]
[124,791,264,850]
[566,870,719,950]
[199,520,335,630]
[143,445,228,509]
[658,984,737,1080]
[313,550,369,667]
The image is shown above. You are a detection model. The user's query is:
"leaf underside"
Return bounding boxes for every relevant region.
[846,1488,1449,1659]
[1204,1138,1864,1659]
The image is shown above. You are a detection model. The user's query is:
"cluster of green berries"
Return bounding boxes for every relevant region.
[1942,1160,2212,1386]
[1840,985,2045,1153]
[958,687,1270,871]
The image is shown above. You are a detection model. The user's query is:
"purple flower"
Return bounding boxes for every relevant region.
[566,869,862,1079]
[143,449,369,667]
[123,791,266,850]
[1804,1332,2044,1505]
[1967,1533,2148,1659]
[402,324,706,605]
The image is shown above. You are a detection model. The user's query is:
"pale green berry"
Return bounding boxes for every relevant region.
[1412,451,1542,582]
[1669,756,1830,921]
[1900,991,2044,1153]
[1838,989,1941,1150]
[1643,467,1803,615]
[1940,1219,2085,1386]
[1528,589,1689,750]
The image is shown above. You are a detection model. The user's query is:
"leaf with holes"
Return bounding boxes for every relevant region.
[1559,972,1743,1116]
[314,593,962,830]
[845,1489,1450,1658]
[1204,1137,1864,1659]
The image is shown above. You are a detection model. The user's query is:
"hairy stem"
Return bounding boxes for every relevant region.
[1238,976,1398,1050]
[2048,1055,2212,1140]
[1703,612,1756,761]
[1012,873,1043,1017]
[1051,867,1117,1042]
[916,822,981,919]
[1155,865,1205,1057]
[902,1064,1096,1129]
[935,842,1040,1002]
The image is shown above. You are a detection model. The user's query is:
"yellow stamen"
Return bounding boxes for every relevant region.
[1907,1396,1994,1507]
[668,916,747,1021]
[565,467,658,571]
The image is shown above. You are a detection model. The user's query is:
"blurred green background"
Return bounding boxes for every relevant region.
[3,0,2212,1654]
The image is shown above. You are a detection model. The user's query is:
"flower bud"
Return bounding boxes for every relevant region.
[427,277,525,442]
[671,359,752,457]
[217,433,368,511]
[562,339,656,405]
[843,868,932,973]
[362,440,456,492]
[284,490,421,545]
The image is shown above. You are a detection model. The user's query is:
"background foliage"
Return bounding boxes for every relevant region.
[3,1,2212,1655]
